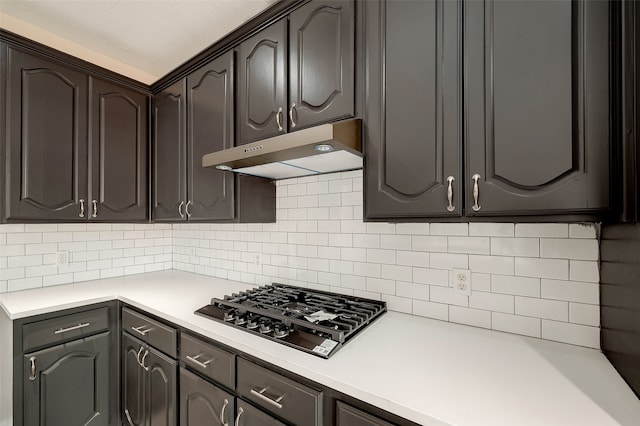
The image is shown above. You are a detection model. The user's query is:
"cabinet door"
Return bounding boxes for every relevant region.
[235,399,287,426]
[237,19,287,145]
[122,333,146,426]
[147,346,177,426]
[289,0,354,130]
[364,0,461,219]
[90,78,148,221]
[465,0,610,215]
[186,52,235,221]
[23,332,112,426]
[180,368,234,426]
[5,47,88,221]
[153,80,187,221]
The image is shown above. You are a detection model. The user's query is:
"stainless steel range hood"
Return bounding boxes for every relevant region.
[202,118,362,180]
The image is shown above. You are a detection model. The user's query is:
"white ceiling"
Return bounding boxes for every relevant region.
[0,0,280,84]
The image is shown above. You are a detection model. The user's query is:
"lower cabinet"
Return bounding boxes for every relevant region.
[336,401,395,426]
[179,368,234,426]
[122,318,177,426]
[235,398,287,426]
[13,302,118,426]
[23,332,112,426]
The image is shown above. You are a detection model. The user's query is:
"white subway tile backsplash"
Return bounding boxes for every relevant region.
[0,171,603,350]
[449,306,491,329]
[542,320,599,348]
[515,223,569,238]
[515,257,568,280]
[515,296,568,321]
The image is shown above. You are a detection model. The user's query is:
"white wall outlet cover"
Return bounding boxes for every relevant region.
[55,251,69,267]
[452,268,471,296]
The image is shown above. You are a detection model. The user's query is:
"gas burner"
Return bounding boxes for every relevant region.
[195,283,387,358]
[273,323,290,339]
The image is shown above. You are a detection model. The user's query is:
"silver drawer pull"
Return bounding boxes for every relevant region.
[276,107,283,132]
[250,387,284,409]
[29,356,37,381]
[91,200,98,218]
[54,322,90,334]
[220,398,229,426]
[446,176,455,212]
[234,407,243,426]
[186,354,213,369]
[472,173,482,211]
[79,199,85,218]
[131,325,153,336]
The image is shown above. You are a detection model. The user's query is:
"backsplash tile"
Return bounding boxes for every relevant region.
[0,223,172,291]
[0,171,602,349]
[172,171,601,349]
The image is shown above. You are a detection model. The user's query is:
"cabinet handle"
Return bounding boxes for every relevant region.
[91,200,98,218]
[276,107,283,132]
[28,356,37,381]
[289,103,297,128]
[135,346,145,364]
[446,176,455,212]
[234,407,244,426]
[79,199,85,218]
[131,325,153,336]
[250,387,284,409]
[220,398,229,426]
[178,201,185,218]
[185,200,192,219]
[139,349,150,371]
[54,322,90,335]
[471,174,482,211]
[186,354,212,369]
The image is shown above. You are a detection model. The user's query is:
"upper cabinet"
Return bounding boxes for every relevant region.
[152,52,275,223]
[364,0,611,220]
[364,0,461,219]
[3,46,148,222]
[236,0,355,145]
[465,0,610,216]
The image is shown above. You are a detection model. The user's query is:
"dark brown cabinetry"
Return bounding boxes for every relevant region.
[14,303,118,426]
[465,0,610,216]
[364,0,611,220]
[179,368,234,426]
[364,0,461,219]
[236,0,354,145]
[3,46,149,222]
[122,308,177,426]
[336,401,395,426]
[152,53,275,223]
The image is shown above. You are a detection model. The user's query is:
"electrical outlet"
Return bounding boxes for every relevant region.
[452,269,471,296]
[254,254,261,266]
[187,247,196,259]
[55,251,69,267]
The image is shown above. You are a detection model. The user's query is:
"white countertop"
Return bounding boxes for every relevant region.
[1,270,639,426]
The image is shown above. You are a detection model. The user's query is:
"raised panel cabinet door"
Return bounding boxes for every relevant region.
[465,0,610,215]
[147,347,177,426]
[289,0,355,130]
[5,47,88,221]
[364,0,462,219]
[237,19,287,145]
[122,333,146,426]
[90,77,148,221]
[23,332,112,426]
[179,368,234,426]
[186,52,235,221]
[153,80,187,221]
[235,399,287,426]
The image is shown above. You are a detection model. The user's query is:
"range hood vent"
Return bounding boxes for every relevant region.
[202,118,362,180]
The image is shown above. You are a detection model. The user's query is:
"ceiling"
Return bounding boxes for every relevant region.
[0,0,280,84]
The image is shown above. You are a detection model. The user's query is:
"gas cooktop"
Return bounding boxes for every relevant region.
[195,283,387,358]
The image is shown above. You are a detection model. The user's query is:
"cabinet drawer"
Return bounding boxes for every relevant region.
[237,357,322,426]
[336,401,396,426]
[180,333,235,390]
[122,307,177,358]
[22,307,110,352]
